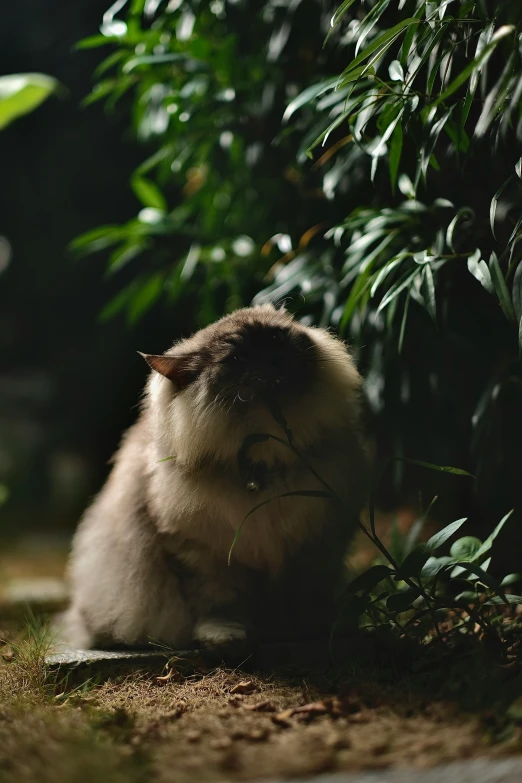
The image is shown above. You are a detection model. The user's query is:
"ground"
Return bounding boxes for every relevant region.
[2,526,522,783]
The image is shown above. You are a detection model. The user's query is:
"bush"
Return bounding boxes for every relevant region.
[74,0,522,520]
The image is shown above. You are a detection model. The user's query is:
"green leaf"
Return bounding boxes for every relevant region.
[76,34,119,49]
[283,78,338,122]
[484,595,522,606]
[127,273,164,323]
[389,60,404,82]
[131,175,167,211]
[467,249,493,294]
[107,241,146,274]
[396,457,474,477]
[452,561,506,598]
[346,564,393,594]
[422,25,515,117]
[427,518,467,553]
[489,252,516,322]
[500,573,522,587]
[69,225,125,256]
[446,208,474,252]
[398,289,410,354]
[421,556,453,579]
[377,267,420,314]
[389,121,403,193]
[490,176,514,239]
[0,484,10,507]
[386,588,420,612]
[397,543,430,579]
[339,19,420,80]
[513,261,522,322]
[0,73,60,130]
[355,0,392,58]
[454,590,481,604]
[336,65,376,89]
[449,536,482,561]
[421,264,436,322]
[472,509,514,561]
[325,0,358,43]
[123,53,187,73]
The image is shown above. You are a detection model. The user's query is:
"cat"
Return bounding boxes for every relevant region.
[62,304,370,650]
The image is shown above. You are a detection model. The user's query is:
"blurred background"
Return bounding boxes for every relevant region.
[1,0,521,581]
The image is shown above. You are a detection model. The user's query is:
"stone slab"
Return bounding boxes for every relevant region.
[45,636,363,674]
[45,645,171,672]
[0,577,69,619]
[267,758,522,783]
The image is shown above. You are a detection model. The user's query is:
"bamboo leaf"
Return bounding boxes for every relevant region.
[283,77,338,122]
[355,0,392,58]
[467,249,493,294]
[389,119,403,192]
[472,509,514,561]
[513,261,522,322]
[339,19,420,80]
[423,25,515,117]
[377,267,420,314]
[397,457,474,477]
[489,251,516,322]
[490,176,514,239]
[421,264,436,322]
[427,517,467,552]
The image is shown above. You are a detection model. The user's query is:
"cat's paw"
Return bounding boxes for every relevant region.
[193,619,249,648]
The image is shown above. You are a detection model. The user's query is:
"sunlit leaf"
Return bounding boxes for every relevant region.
[421,556,453,579]
[339,19,420,80]
[389,60,404,82]
[131,175,167,211]
[471,509,514,561]
[500,573,522,587]
[490,176,514,239]
[355,0,392,58]
[467,249,493,294]
[427,518,467,552]
[0,73,60,130]
[449,536,482,561]
[423,25,515,116]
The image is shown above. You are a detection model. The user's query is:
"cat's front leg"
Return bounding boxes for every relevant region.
[165,540,260,651]
[193,618,251,647]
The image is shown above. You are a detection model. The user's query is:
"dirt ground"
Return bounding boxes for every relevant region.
[2,518,522,783]
[2,624,522,783]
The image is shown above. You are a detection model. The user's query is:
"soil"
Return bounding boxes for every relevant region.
[2,526,522,783]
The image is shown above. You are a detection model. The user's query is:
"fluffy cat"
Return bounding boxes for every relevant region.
[63,304,370,650]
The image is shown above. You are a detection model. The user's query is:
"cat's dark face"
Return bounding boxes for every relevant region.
[142,308,317,412]
[205,319,316,411]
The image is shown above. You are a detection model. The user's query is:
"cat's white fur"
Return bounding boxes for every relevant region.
[63,305,369,649]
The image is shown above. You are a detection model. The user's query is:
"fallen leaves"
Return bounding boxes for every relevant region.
[242,700,275,713]
[230,680,256,695]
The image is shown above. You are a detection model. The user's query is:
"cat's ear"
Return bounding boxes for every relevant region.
[138,352,200,389]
